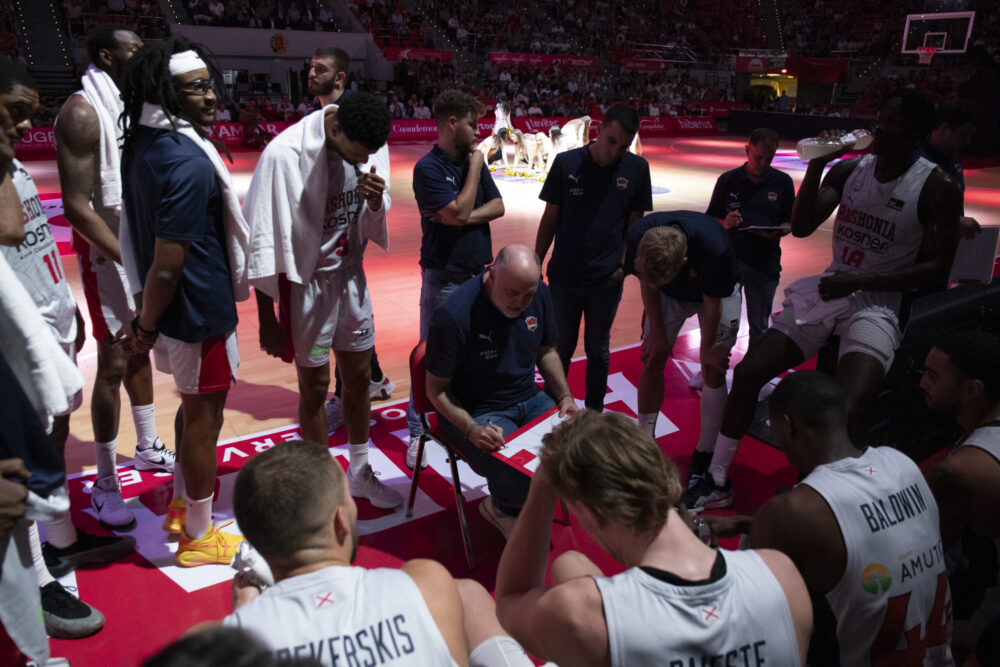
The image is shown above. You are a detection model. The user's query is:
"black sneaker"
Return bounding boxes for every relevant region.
[42,529,136,578]
[40,581,105,639]
[680,476,734,512]
[687,450,713,489]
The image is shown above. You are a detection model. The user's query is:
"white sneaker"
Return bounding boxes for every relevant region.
[325,395,344,433]
[90,475,135,527]
[369,376,396,401]
[688,370,704,391]
[347,464,402,509]
[406,436,427,469]
[134,437,176,473]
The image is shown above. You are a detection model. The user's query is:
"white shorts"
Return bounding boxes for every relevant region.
[74,231,135,342]
[154,330,239,394]
[642,285,743,355]
[770,275,902,373]
[279,265,375,368]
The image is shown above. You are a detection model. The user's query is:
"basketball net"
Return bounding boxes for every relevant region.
[917,46,936,65]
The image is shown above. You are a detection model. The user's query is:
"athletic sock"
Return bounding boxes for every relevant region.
[695,384,727,454]
[94,438,117,479]
[29,522,56,587]
[132,403,157,450]
[349,442,369,476]
[637,413,657,438]
[185,495,212,540]
[709,434,741,486]
[45,492,77,549]
[173,465,186,502]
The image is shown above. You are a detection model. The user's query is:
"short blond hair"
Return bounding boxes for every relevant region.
[540,410,681,534]
[635,225,687,287]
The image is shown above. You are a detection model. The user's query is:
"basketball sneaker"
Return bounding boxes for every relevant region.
[90,474,135,528]
[406,436,427,470]
[42,529,136,578]
[687,450,713,489]
[369,376,396,401]
[134,437,176,473]
[348,464,402,509]
[325,395,344,433]
[680,476,734,512]
[162,496,186,534]
[176,521,243,567]
[40,581,105,639]
[478,497,517,540]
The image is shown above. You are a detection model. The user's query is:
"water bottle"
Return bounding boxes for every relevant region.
[796,129,873,160]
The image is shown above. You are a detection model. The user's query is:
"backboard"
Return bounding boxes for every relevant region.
[901,11,975,55]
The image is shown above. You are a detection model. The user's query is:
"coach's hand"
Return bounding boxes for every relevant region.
[258,316,287,359]
[468,422,505,452]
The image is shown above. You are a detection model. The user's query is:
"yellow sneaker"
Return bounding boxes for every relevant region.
[162,497,186,535]
[176,521,243,567]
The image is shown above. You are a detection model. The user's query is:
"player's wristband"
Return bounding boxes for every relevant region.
[132,317,158,338]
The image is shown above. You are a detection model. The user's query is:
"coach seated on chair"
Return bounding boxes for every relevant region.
[425,245,578,539]
[223,440,538,667]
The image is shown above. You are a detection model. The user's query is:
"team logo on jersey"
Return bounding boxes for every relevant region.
[524,316,538,331]
[887,197,905,211]
[616,177,628,190]
[315,592,335,609]
[860,563,892,595]
[768,191,777,202]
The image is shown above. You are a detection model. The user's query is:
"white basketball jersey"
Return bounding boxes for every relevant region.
[594,550,801,666]
[224,565,458,666]
[961,422,1000,461]
[802,447,954,667]
[828,154,935,277]
[1,160,77,347]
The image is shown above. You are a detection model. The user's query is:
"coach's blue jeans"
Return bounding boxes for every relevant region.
[438,390,555,516]
[738,260,780,349]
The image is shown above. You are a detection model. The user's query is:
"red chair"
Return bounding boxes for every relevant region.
[405,340,484,570]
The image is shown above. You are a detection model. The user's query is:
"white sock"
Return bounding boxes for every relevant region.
[132,403,157,450]
[95,438,118,479]
[29,522,56,587]
[185,494,213,540]
[696,384,727,454]
[349,441,369,475]
[709,434,741,486]
[637,413,657,438]
[45,491,77,549]
[173,466,187,502]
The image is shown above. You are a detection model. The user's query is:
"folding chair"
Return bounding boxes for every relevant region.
[405,340,483,570]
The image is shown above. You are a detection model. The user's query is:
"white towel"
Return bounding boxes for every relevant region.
[783,274,850,328]
[244,104,389,298]
[78,64,124,215]
[120,103,250,301]
[0,252,83,431]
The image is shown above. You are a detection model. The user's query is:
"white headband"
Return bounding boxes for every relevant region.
[169,50,208,77]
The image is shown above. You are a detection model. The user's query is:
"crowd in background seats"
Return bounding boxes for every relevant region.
[63,0,169,40]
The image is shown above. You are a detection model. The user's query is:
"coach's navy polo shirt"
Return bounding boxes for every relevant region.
[539,144,652,285]
[426,274,555,416]
[705,164,794,279]
[414,145,502,275]
[624,211,739,303]
[123,126,237,343]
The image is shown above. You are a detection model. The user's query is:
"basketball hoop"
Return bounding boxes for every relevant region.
[917,46,936,65]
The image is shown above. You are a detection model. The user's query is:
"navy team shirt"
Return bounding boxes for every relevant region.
[539,144,652,285]
[426,275,555,416]
[123,126,237,343]
[705,164,794,279]
[624,211,739,302]
[414,145,502,275]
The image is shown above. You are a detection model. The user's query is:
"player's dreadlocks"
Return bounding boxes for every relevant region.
[120,36,231,161]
